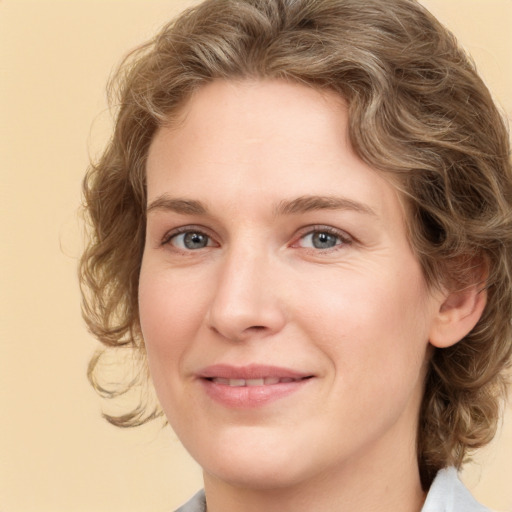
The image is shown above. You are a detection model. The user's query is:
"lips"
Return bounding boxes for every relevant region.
[197,364,313,408]
[210,376,299,387]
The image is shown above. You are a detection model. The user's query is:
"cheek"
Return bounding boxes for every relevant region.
[138,267,194,386]
[293,261,432,377]
[139,265,204,349]
[138,267,202,419]
[139,274,173,355]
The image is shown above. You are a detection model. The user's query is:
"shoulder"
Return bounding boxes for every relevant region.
[174,490,206,512]
[422,467,491,512]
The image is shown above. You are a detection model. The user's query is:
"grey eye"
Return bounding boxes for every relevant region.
[310,232,339,249]
[299,231,341,249]
[172,231,211,250]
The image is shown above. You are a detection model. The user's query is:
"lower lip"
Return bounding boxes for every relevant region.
[200,378,311,408]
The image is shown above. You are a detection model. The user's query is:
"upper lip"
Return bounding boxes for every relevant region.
[197,364,312,381]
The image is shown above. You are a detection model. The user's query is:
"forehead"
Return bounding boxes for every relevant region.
[149,79,349,174]
[146,79,406,226]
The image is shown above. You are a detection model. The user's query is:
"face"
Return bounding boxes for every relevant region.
[139,80,443,491]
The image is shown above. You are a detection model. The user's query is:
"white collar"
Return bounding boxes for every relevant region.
[421,467,490,512]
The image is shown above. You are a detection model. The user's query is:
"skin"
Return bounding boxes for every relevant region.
[139,80,485,512]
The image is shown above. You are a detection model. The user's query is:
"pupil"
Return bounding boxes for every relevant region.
[184,232,207,249]
[312,232,337,249]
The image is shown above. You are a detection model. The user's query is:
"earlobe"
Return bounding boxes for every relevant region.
[429,284,487,349]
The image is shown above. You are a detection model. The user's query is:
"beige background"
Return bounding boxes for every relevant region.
[1,1,511,511]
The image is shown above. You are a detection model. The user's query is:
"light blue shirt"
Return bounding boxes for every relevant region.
[421,467,490,512]
[175,467,490,512]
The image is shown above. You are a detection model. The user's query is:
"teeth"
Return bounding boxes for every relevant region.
[246,378,264,386]
[210,377,299,387]
[228,379,246,387]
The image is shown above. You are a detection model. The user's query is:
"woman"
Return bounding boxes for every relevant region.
[80,0,512,510]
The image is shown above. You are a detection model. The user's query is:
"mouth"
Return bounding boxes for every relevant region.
[207,376,308,387]
[197,364,314,408]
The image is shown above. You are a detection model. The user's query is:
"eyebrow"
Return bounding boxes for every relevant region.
[146,194,376,217]
[274,195,377,217]
[147,196,208,215]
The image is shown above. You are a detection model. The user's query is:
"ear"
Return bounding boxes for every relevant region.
[429,284,487,348]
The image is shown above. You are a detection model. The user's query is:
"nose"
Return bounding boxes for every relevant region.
[206,247,286,342]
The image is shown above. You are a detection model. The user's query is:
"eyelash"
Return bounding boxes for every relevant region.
[161,226,217,250]
[292,225,353,251]
[161,225,353,252]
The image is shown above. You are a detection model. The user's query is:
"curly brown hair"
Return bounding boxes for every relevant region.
[80,0,512,489]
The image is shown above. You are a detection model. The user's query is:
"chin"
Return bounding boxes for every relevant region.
[206,458,310,491]
[188,427,315,490]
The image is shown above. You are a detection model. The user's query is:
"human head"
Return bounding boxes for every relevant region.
[80,0,512,488]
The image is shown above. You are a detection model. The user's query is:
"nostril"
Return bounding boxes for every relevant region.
[244,325,267,334]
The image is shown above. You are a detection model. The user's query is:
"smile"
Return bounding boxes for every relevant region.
[197,365,314,408]
[209,377,301,387]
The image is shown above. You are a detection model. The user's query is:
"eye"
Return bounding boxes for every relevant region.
[296,228,351,250]
[167,230,214,250]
